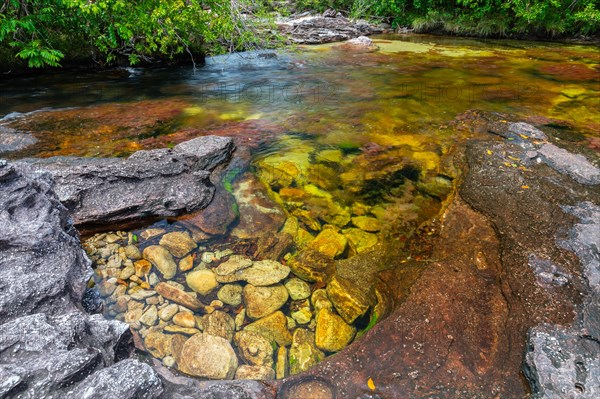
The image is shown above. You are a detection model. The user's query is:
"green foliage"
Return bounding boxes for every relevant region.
[0,0,278,69]
[287,0,600,37]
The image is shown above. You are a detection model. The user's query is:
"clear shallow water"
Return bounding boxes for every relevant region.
[3,34,599,379]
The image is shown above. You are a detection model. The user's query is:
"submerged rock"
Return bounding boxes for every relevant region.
[315,308,355,352]
[159,231,197,258]
[234,330,275,367]
[143,245,178,279]
[289,329,325,375]
[244,311,292,347]
[186,269,219,296]
[0,125,38,153]
[244,284,289,320]
[235,365,275,380]
[178,333,239,380]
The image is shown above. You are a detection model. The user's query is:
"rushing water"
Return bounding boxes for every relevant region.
[2,34,598,379]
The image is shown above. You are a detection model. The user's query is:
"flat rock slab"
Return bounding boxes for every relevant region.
[16,135,234,226]
[277,14,382,44]
[0,125,37,153]
[538,143,600,185]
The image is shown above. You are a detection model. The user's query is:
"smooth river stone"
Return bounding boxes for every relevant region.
[215,257,253,275]
[244,284,289,320]
[202,310,235,342]
[172,312,196,328]
[244,311,292,347]
[235,365,275,380]
[159,231,197,258]
[234,330,274,367]
[217,284,243,306]
[289,328,324,375]
[326,275,371,324]
[178,333,238,379]
[237,260,291,286]
[155,282,204,312]
[143,245,177,279]
[308,229,347,258]
[284,277,311,300]
[315,308,355,352]
[186,269,218,296]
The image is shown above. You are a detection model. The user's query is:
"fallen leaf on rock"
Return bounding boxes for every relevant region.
[367,377,376,390]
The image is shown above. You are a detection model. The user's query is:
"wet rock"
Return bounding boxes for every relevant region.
[163,325,200,335]
[0,125,38,153]
[159,304,179,321]
[159,231,197,258]
[134,259,152,277]
[342,228,378,254]
[155,282,204,312]
[143,245,177,279]
[245,311,293,347]
[179,186,238,236]
[244,284,289,320]
[277,14,381,44]
[326,276,372,324]
[203,310,236,341]
[186,269,219,296]
[124,245,142,260]
[291,306,313,325]
[0,162,90,322]
[178,333,238,379]
[311,289,333,313]
[217,259,291,286]
[289,329,325,375]
[308,229,348,258]
[276,346,289,379]
[218,284,244,306]
[144,330,174,358]
[231,173,287,239]
[524,324,599,399]
[288,249,335,283]
[65,359,163,399]
[140,228,166,240]
[315,308,355,352]
[282,379,334,399]
[128,288,156,301]
[178,255,194,272]
[235,330,274,367]
[216,256,254,276]
[235,365,275,380]
[537,143,600,185]
[173,312,196,328]
[140,305,158,326]
[285,278,311,300]
[508,122,548,140]
[351,216,381,232]
[0,162,163,398]
[17,136,234,226]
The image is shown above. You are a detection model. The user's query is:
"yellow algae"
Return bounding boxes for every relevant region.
[435,47,496,58]
[560,87,587,99]
[182,106,205,116]
[412,151,440,171]
[376,41,436,54]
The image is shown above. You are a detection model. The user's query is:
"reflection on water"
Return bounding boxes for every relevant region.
[3,34,599,380]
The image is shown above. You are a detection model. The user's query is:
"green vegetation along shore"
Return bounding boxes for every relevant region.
[1,0,599,72]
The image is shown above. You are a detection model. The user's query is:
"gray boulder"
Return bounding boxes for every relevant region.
[524,324,599,399]
[18,135,234,226]
[0,161,162,399]
[537,144,600,185]
[277,15,381,44]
